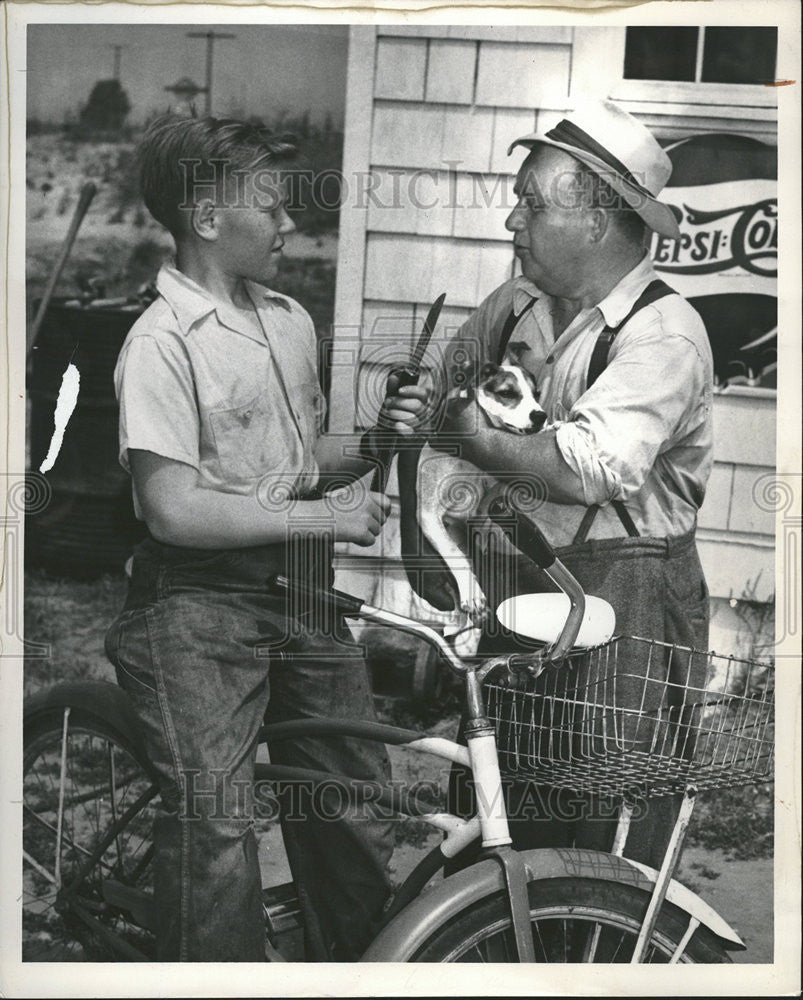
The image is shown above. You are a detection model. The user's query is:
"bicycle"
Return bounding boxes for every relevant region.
[22,499,774,963]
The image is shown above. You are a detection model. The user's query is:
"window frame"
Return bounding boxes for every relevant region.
[604,28,779,110]
[572,25,778,111]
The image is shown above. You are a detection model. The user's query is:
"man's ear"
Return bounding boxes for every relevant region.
[587,207,610,244]
[191,198,219,242]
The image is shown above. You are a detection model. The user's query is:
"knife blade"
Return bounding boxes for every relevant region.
[409,291,446,374]
[370,293,447,493]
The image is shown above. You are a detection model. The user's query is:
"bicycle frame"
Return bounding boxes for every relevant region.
[25,532,748,964]
[25,678,745,964]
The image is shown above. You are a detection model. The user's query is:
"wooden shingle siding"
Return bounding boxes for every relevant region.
[360,300,417,348]
[372,102,497,173]
[366,169,455,236]
[425,41,477,105]
[451,173,515,240]
[729,465,778,536]
[698,462,735,532]
[475,43,572,108]
[441,107,499,173]
[375,37,428,101]
[364,233,513,308]
[489,109,538,172]
[712,393,776,467]
[697,534,775,602]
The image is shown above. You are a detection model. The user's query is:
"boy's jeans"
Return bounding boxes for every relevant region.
[105,537,393,962]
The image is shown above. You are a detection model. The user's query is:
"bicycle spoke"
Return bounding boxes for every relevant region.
[22,848,57,885]
[23,721,158,961]
[54,707,71,887]
[581,922,602,962]
[532,918,549,961]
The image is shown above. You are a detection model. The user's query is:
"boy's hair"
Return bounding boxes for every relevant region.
[138,115,298,237]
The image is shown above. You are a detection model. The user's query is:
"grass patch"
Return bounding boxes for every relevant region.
[23,568,125,696]
[687,783,774,860]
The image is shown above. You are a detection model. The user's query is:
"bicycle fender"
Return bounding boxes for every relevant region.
[361,847,744,961]
[24,680,155,776]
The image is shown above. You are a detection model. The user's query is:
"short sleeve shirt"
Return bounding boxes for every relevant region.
[448,255,714,545]
[114,264,326,517]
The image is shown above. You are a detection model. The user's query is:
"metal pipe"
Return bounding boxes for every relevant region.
[358,603,467,675]
[543,558,586,661]
[631,786,698,963]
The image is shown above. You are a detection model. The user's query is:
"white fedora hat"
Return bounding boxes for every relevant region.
[508,99,681,240]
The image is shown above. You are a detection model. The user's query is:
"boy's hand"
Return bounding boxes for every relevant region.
[378,382,431,436]
[318,487,391,546]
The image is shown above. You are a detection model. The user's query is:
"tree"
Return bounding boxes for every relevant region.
[79,80,131,132]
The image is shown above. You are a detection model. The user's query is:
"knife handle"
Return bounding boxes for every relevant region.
[369,365,422,493]
[386,364,420,393]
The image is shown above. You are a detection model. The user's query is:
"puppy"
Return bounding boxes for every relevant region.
[398,362,547,656]
[475,363,547,434]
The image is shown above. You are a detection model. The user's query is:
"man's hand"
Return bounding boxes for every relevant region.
[314,486,391,546]
[428,399,587,505]
[377,382,431,436]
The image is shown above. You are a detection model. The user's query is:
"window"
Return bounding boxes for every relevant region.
[624,27,777,86]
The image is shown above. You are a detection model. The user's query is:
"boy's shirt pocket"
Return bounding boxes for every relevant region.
[209,388,289,481]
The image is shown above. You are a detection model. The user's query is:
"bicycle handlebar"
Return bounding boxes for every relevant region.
[268,493,588,668]
[486,491,585,661]
[266,574,365,617]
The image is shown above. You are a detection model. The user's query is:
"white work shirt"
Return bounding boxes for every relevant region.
[114,264,325,518]
[448,255,714,546]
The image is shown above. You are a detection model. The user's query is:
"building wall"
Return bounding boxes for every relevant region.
[332,26,778,633]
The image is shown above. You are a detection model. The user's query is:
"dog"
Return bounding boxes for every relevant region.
[397,361,548,656]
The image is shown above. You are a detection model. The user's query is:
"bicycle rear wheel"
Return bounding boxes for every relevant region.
[411,877,731,963]
[23,705,159,961]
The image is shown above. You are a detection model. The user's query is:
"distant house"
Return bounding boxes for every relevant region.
[331,25,780,658]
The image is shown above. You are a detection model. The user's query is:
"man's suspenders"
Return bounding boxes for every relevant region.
[495,278,676,543]
[495,298,537,364]
[586,278,676,390]
[578,278,676,542]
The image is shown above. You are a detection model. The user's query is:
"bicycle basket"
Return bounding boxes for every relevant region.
[485,636,774,799]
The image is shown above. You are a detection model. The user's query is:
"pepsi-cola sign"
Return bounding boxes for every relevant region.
[651,179,777,288]
[650,135,776,389]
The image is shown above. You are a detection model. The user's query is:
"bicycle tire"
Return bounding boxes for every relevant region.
[410,877,732,963]
[23,703,159,961]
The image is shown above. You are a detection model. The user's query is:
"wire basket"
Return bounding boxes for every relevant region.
[485,636,774,799]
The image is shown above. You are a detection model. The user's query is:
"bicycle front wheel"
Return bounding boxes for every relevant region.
[411,877,731,963]
[23,704,159,961]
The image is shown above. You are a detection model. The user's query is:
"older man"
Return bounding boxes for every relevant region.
[441,100,714,870]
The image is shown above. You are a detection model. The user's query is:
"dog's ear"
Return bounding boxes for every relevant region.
[479,362,498,381]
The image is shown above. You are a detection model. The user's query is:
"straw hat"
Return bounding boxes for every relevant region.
[508,100,681,239]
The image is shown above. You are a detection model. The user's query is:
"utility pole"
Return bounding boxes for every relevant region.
[186,30,236,115]
[109,44,127,81]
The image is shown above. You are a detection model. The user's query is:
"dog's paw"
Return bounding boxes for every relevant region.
[460,592,488,625]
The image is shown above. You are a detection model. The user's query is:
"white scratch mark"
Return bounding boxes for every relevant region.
[39,363,80,474]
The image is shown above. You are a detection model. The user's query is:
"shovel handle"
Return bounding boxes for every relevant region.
[29,181,97,354]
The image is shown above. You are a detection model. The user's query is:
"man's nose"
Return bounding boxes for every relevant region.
[505,203,524,233]
[279,209,296,235]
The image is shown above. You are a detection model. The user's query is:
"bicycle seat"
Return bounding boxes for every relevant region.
[495,593,615,649]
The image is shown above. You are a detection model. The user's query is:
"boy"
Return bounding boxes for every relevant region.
[105,115,428,962]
